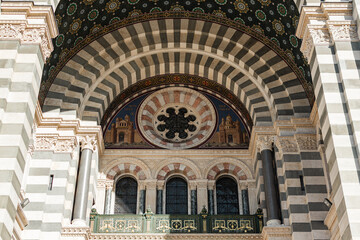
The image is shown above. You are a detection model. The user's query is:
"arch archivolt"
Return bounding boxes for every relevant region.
[154,158,201,181]
[102,157,151,181]
[44,19,311,126]
[205,158,253,181]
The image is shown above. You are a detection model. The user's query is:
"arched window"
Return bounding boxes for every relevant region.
[166,177,188,214]
[216,177,239,214]
[115,177,137,214]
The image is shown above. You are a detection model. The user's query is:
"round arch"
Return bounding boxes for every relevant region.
[155,159,201,180]
[205,159,253,181]
[103,157,151,180]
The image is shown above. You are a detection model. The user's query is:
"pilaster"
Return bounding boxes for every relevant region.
[297,2,360,239]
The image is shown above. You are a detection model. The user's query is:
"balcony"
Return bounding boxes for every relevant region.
[90,208,264,235]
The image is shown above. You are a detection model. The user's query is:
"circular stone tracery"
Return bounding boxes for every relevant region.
[137,87,217,149]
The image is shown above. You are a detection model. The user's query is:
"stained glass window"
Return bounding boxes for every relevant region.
[166,177,188,214]
[115,177,137,214]
[216,177,239,214]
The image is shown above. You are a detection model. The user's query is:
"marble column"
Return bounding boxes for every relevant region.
[104,181,113,214]
[190,181,197,215]
[72,136,96,225]
[196,180,208,214]
[241,186,250,215]
[139,181,146,214]
[257,136,281,226]
[156,181,164,214]
[207,180,215,215]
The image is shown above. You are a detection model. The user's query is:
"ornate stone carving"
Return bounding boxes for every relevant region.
[34,135,77,154]
[105,180,114,189]
[309,28,331,45]
[328,24,359,41]
[256,135,274,152]
[0,1,58,61]
[275,137,298,154]
[97,179,106,188]
[296,135,317,151]
[79,136,97,152]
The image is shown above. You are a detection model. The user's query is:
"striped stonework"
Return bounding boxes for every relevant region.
[207,163,248,181]
[156,163,196,180]
[297,2,360,239]
[43,18,312,126]
[106,163,147,181]
[0,3,57,239]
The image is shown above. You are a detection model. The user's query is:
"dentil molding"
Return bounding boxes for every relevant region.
[0,2,58,60]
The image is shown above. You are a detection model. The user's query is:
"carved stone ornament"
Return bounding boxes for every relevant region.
[97,179,106,188]
[79,136,97,152]
[105,180,114,189]
[34,135,77,154]
[296,135,317,151]
[0,24,52,60]
[275,137,298,154]
[309,28,331,45]
[328,24,359,41]
[256,135,274,152]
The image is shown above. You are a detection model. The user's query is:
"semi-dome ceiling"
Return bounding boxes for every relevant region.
[41,0,311,94]
[40,0,314,127]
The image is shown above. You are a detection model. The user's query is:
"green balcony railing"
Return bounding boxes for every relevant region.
[90,208,263,234]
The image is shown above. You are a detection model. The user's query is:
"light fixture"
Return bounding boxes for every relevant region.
[20,198,30,208]
[323,198,332,208]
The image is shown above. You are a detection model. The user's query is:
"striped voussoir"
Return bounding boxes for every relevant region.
[156,163,196,180]
[43,19,312,126]
[106,163,146,180]
[207,163,247,180]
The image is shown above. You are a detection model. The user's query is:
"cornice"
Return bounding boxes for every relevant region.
[297,2,358,62]
[0,1,58,61]
[34,103,105,154]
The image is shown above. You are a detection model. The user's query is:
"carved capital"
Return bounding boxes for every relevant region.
[207,180,215,190]
[256,135,274,152]
[296,134,317,151]
[105,180,114,190]
[156,180,165,190]
[79,136,97,152]
[97,179,106,188]
[0,2,58,61]
[275,136,298,154]
[196,180,208,189]
[189,180,197,190]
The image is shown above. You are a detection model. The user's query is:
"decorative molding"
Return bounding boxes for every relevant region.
[89,233,262,240]
[296,2,358,61]
[256,136,274,152]
[61,226,90,239]
[189,180,197,190]
[33,134,77,155]
[0,2,58,60]
[328,23,359,41]
[79,136,97,152]
[97,179,106,188]
[156,180,165,190]
[105,181,114,189]
[275,137,298,154]
[261,226,291,240]
[296,134,317,151]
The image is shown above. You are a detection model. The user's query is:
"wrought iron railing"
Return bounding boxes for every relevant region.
[90,208,263,234]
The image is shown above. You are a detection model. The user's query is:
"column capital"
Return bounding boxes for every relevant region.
[196,180,208,189]
[79,136,97,152]
[256,135,274,152]
[0,1,58,61]
[296,2,357,61]
[207,180,215,190]
[240,182,248,190]
[105,180,114,190]
[189,180,197,190]
[156,180,165,190]
[144,180,157,189]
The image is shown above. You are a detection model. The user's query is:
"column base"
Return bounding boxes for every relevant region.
[262,226,291,240]
[266,219,281,226]
[72,219,87,227]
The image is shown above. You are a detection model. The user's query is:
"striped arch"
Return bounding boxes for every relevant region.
[207,163,248,181]
[156,163,197,180]
[43,19,312,126]
[106,163,147,180]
